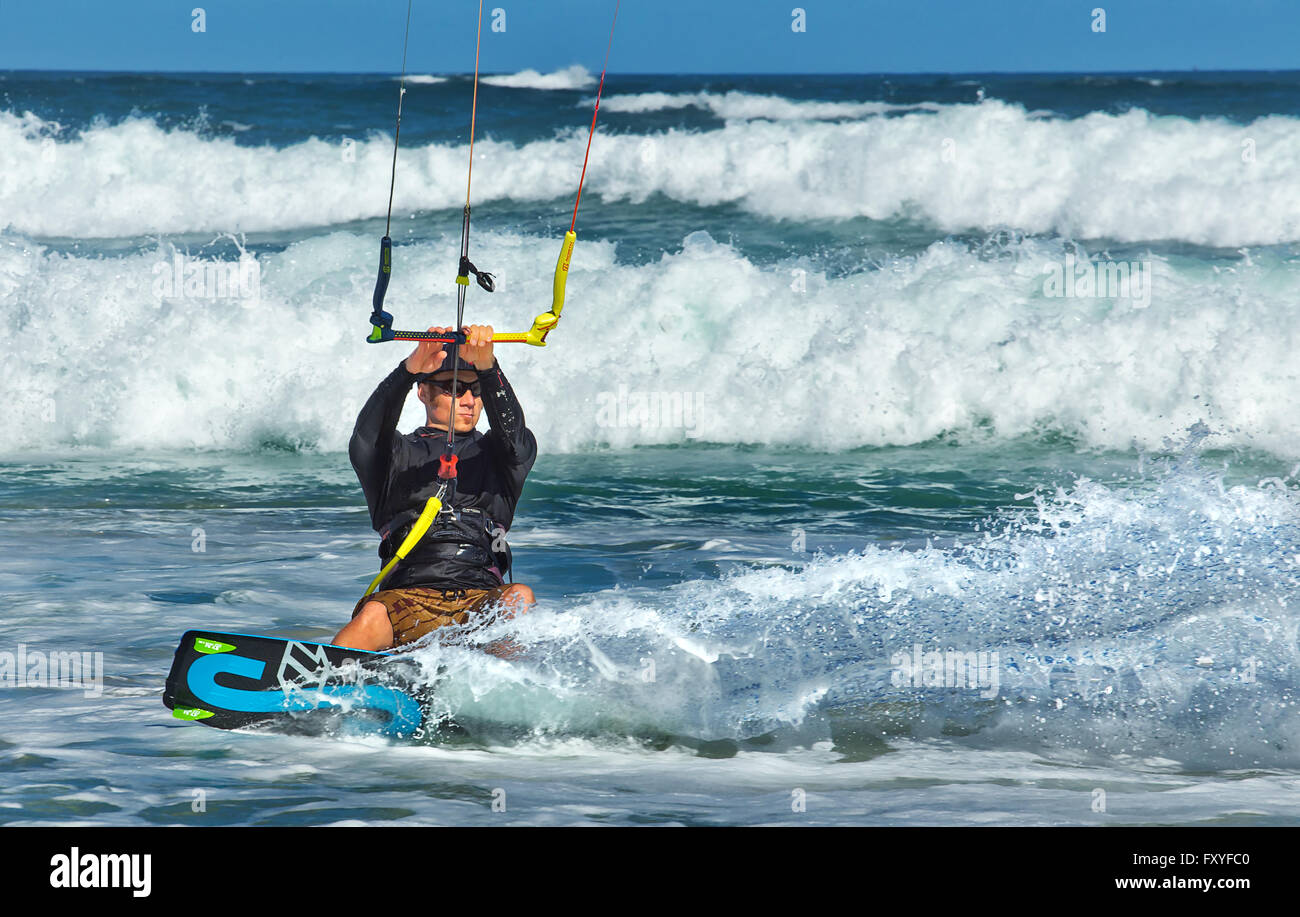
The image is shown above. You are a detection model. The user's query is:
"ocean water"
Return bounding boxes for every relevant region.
[3,69,1300,826]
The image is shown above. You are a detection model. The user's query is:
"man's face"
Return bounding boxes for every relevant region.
[418,372,483,434]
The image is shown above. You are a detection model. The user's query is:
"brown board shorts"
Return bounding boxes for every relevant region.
[352,585,513,648]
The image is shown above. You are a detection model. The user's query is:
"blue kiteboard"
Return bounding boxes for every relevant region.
[162,630,428,738]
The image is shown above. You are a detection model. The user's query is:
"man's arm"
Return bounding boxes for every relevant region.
[476,360,534,457]
[349,360,419,517]
[351,330,455,516]
[459,325,537,506]
[476,359,538,503]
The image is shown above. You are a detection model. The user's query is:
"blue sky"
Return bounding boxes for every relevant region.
[0,0,1294,74]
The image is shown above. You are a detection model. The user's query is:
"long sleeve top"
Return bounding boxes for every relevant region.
[349,359,537,588]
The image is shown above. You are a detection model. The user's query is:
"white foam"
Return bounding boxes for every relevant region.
[481,65,595,91]
[391,457,1300,760]
[599,89,939,121]
[5,229,1300,456]
[590,102,1300,244]
[6,101,1300,246]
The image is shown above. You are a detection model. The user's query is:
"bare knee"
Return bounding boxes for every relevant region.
[506,583,535,605]
[499,584,535,616]
[333,602,394,651]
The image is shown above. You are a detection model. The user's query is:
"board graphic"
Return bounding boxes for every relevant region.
[163,630,427,737]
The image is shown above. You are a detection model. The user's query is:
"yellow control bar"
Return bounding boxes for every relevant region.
[490,231,576,347]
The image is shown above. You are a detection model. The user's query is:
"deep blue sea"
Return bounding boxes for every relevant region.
[3,68,1300,825]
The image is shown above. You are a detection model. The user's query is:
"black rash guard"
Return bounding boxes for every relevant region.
[349,358,537,590]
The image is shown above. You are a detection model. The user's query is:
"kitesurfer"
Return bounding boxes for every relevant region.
[333,324,536,653]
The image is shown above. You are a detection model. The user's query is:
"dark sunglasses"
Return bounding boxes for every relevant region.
[426,378,481,398]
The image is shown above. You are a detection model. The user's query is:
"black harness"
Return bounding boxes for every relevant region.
[378,505,511,588]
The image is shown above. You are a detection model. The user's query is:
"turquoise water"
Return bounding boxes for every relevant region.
[4,70,1300,825]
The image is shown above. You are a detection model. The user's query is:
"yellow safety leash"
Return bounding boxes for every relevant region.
[361,491,445,599]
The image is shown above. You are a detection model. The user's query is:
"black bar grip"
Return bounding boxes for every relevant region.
[372,236,392,314]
